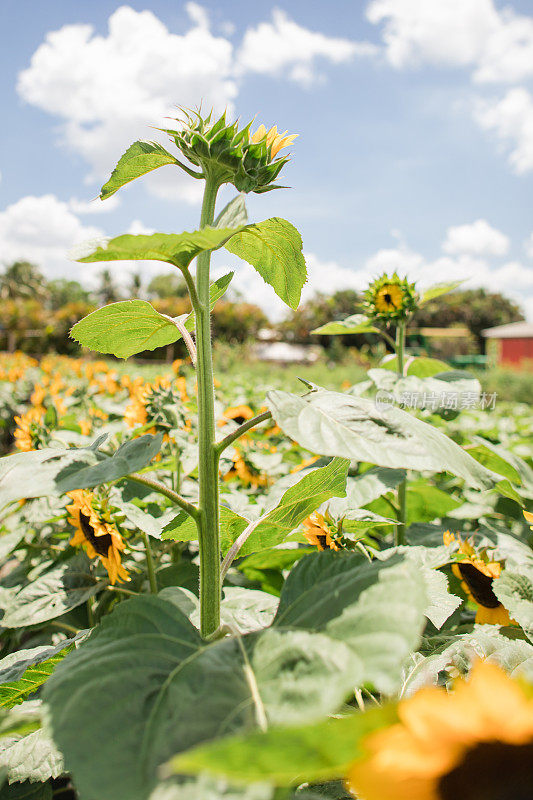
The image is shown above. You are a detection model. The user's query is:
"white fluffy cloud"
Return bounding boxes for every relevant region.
[17,5,367,199]
[366,0,533,83]
[236,9,375,87]
[474,88,533,174]
[0,195,102,280]
[17,5,237,200]
[442,219,510,257]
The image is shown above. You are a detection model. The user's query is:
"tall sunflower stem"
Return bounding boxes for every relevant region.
[193,172,222,638]
[141,531,158,594]
[395,320,407,546]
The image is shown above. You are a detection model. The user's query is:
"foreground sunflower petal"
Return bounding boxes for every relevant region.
[346,662,533,800]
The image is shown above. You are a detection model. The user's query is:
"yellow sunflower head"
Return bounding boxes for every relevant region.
[444,531,514,626]
[13,407,50,451]
[217,405,255,428]
[364,273,418,321]
[66,490,129,585]
[347,661,533,800]
[222,448,269,489]
[302,512,343,551]
[164,108,296,194]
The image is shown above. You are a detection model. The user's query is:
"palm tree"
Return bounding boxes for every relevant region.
[97,269,121,304]
[0,261,48,301]
[130,272,142,298]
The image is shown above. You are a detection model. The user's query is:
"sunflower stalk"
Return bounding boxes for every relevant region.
[141,531,158,594]
[395,320,407,546]
[194,170,223,638]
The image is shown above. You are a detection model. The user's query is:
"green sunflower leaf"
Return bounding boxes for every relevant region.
[0,780,53,800]
[70,272,233,359]
[0,640,78,708]
[266,388,500,489]
[100,141,179,200]
[419,281,463,305]
[169,705,396,786]
[0,434,162,508]
[311,314,378,335]
[73,227,245,271]
[224,218,307,309]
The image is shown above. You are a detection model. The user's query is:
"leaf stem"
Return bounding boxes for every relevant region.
[141,531,158,594]
[215,411,272,455]
[126,473,199,519]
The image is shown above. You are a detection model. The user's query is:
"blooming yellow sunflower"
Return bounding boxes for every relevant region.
[363,273,418,321]
[444,531,513,625]
[67,490,129,585]
[223,449,268,488]
[302,512,341,551]
[13,407,48,451]
[346,661,533,800]
[524,510,533,530]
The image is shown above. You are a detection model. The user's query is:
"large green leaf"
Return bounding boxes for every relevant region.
[43,592,363,800]
[0,781,52,800]
[70,272,232,359]
[236,458,349,559]
[274,552,427,693]
[0,435,162,508]
[170,705,396,786]
[164,459,349,559]
[1,556,103,628]
[44,552,424,800]
[266,389,499,489]
[225,218,306,309]
[311,315,378,336]
[74,228,244,271]
[0,640,77,709]
[0,728,63,784]
[100,141,179,200]
[405,482,462,523]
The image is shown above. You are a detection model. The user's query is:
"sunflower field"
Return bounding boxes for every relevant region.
[0,110,532,800]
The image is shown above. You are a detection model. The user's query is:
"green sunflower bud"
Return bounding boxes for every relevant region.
[162,108,297,193]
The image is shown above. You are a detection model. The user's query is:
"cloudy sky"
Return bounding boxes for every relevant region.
[1,0,533,318]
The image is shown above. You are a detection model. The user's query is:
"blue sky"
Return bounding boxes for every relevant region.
[1,0,533,318]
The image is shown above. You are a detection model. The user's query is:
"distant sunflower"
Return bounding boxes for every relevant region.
[218,405,255,427]
[363,273,418,321]
[302,512,341,551]
[223,448,268,488]
[444,531,513,625]
[125,377,188,433]
[67,490,129,585]
[346,661,533,800]
[13,408,49,451]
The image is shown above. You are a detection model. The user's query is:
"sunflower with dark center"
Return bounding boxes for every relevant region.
[67,490,129,585]
[222,448,269,488]
[302,512,343,551]
[444,531,514,625]
[346,661,533,800]
[218,405,255,427]
[363,273,418,322]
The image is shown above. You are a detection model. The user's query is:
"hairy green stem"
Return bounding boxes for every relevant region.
[395,320,407,546]
[127,473,198,519]
[141,531,158,594]
[195,173,222,638]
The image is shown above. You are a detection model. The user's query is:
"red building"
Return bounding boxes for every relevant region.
[483,321,533,369]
